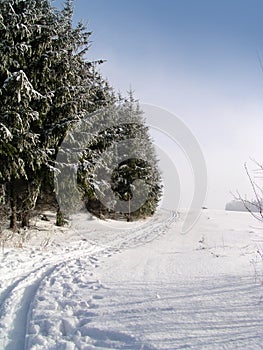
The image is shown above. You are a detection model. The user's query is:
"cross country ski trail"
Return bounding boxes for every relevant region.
[0,209,177,349]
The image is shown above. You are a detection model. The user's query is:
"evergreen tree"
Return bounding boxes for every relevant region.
[31,0,114,225]
[76,93,162,221]
[0,0,53,228]
[0,0,161,229]
[0,0,113,228]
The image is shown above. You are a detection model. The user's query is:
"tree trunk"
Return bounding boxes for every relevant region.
[10,187,17,230]
[21,210,30,228]
[56,208,66,226]
[20,179,41,228]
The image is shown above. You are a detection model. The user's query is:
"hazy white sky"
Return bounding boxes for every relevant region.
[55,0,263,209]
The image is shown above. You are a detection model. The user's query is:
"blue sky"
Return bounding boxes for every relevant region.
[55,0,263,209]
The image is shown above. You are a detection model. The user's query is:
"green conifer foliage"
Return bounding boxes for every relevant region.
[0,0,113,228]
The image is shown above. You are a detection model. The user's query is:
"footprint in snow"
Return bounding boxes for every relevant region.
[78,327,156,350]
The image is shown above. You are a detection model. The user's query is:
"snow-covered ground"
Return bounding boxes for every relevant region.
[0,209,263,349]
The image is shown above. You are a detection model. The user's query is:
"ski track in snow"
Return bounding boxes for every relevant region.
[0,209,177,349]
[0,209,263,349]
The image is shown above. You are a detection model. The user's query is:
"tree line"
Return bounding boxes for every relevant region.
[0,0,162,231]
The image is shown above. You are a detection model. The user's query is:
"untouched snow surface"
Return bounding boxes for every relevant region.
[0,209,263,349]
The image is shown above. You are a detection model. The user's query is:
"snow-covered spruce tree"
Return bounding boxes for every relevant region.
[77,93,162,221]
[41,1,114,225]
[0,0,52,228]
[0,0,114,228]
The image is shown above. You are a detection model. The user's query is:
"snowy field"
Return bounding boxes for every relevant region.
[0,208,263,349]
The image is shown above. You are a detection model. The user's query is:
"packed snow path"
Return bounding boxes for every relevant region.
[0,209,263,349]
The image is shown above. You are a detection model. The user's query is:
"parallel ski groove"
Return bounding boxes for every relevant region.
[0,209,177,349]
